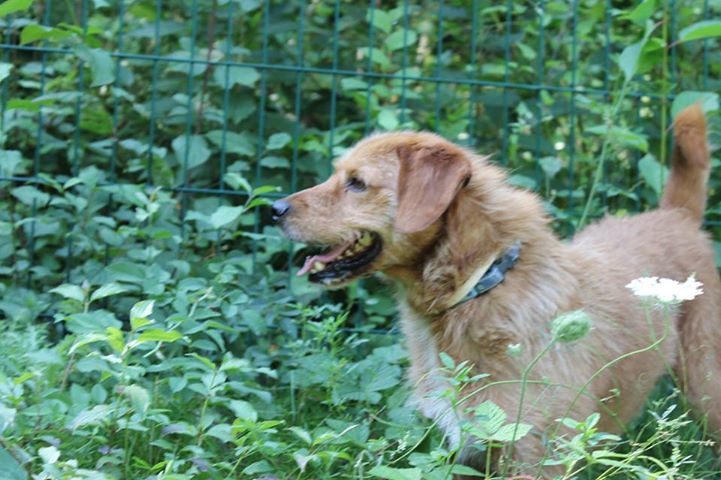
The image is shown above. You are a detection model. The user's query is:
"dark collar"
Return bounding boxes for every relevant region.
[447,241,521,310]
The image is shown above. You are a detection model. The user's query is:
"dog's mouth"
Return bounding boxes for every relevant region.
[297,231,383,285]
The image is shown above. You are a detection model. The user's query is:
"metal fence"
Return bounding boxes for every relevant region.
[1,0,720,293]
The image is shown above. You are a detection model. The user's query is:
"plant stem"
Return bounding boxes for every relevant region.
[506,340,556,470]
[577,80,631,229]
[660,7,670,182]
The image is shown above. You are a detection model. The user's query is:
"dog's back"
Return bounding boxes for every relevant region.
[571,104,721,438]
[574,104,713,275]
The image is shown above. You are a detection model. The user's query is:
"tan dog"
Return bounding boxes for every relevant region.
[272,104,721,477]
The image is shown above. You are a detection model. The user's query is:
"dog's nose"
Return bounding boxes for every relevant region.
[271,199,291,221]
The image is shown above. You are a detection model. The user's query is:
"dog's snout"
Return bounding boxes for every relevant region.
[271,199,291,221]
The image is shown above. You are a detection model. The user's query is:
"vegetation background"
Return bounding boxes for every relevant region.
[1,0,721,478]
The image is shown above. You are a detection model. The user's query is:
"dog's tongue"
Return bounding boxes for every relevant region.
[297,242,350,276]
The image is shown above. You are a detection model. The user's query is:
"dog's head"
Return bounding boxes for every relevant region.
[272,132,474,287]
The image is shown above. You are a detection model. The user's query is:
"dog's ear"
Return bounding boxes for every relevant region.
[395,144,471,233]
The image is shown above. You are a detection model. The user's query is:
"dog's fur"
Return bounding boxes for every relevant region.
[276,104,721,476]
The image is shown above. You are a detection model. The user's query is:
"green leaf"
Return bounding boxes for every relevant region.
[516,42,536,60]
[671,91,719,120]
[358,47,390,68]
[38,446,59,465]
[0,447,27,480]
[90,282,131,303]
[385,29,417,51]
[289,426,312,445]
[622,0,655,26]
[449,465,484,477]
[243,460,273,475]
[105,326,125,353]
[0,63,12,84]
[267,132,291,150]
[172,134,210,169]
[130,300,154,331]
[618,40,643,82]
[638,154,668,196]
[11,185,49,206]
[617,22,658,82]
[341,78,367,91]
[137,329,183,343]
[636,37,665,75]
[368,9,392,33]
[472,401,506,436]
[586,125,648,152]
[0,0,33,17]
[214,65,259,88]
[363,363,400,392]
[0,150,21,178]
[239,0,260,12]
[206,130,254,156]
[188,353,216,370]
[539,156,562,179]
[130,299,154,320]
[74,46,115,87]
[378,109,399,130]
[439,352,455,369]
[65,311,122,335]
[223,172,252,192]
[6,98,53,112]
[106,261,146,283]
[67,404,112,430]
[228,400,258,422]
[20,24,73,44]
[127,20,184,38]
[80,103,113,135]
[124,385,150,415]
[209,205,245,229]
[368,466,422,480]
[679,20,721,43]
[260,156,289,169]
[252,185,280,196]
[50,284,85,302]
[0,405,16,434]
[247,197,271,209]
[492,423,533,442]
[69,333,108,355]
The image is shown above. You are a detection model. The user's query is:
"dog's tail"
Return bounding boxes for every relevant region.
[660,104,710,225]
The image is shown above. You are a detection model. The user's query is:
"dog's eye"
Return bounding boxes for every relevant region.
[346,176,367,192]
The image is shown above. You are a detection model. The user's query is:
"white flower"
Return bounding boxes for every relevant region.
[626,275,703,305]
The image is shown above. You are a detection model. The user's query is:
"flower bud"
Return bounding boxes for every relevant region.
[551,310,592,343]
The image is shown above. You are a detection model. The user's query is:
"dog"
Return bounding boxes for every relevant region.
[272,104,721,477]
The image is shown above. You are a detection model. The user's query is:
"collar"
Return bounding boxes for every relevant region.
[445,241,521,311]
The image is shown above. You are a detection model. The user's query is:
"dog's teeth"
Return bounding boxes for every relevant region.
[358,235,372,247]
[311,261,325,273]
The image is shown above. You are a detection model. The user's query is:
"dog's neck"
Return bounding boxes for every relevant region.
[388,162,566,317]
